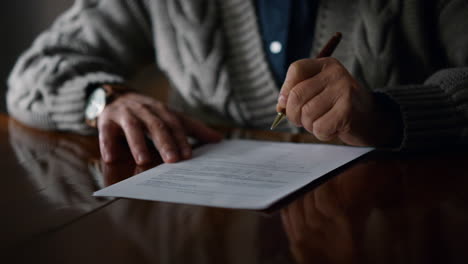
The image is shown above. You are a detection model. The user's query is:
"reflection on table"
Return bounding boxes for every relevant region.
[2,114,468,264]
[3,117,111,249]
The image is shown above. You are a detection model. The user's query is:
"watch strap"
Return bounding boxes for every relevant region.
[101,84,132,104]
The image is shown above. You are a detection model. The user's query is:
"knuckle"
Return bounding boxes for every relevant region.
[133,102,147,111]
[99,110,111,121]
[152,99,163,107]
[126,92,139,99]
[324,68,346,83]
[167,115,183,128]
[148,119,166,131]
[99,121,113,131]
[160,143,176,152]
[320,74,332,84]
[313,121,325,135]
[325,57,339,65]
[288,89,302,104]
[286,107,301,126]
[288,60,306,79]
[122,118,140,130]
[101,104,112,113]
[115,105,131,114]
[109,96,122,105]
[313,121,332,140]
[157,103,170,113]
[301,100,318,115]
[331,66,346,79]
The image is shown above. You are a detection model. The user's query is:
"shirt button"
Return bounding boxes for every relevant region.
[269,41,282,54]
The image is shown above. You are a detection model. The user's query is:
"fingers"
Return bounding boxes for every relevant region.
[286,75,349,131]
[277,58,328,112]
[98,92,223,164]
[100,107,153,165]
[277,57,367,144]
[146,104,192,160]
[132,94,221,158]
[117,110,152,164]
[136,105,181,163]
[279,58,348,124]
[285,75,344,127]
[180,115,223,143]
[98,119,124,163]
[299,90,336,128]
[312,96,351,142]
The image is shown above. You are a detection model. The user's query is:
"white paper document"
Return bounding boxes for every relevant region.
[94,140,373,209]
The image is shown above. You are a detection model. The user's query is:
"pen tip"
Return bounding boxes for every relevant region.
[270,113,285,130]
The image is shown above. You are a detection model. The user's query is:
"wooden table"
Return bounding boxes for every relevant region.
[1,113,468,263]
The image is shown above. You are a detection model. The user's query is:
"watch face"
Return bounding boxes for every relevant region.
[85,88,106,120]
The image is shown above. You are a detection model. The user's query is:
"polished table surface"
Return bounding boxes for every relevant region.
[1,113,468,263]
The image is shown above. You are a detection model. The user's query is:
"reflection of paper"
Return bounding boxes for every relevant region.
[94,140,372,209]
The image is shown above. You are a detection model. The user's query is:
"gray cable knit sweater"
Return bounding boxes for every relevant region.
[7,0,468,149]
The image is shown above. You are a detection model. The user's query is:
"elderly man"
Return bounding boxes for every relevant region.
[7,0,468,164]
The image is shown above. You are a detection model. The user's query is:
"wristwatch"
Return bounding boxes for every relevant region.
[84,84,130,128]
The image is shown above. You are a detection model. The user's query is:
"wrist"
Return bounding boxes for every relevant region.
[85,84,133,128]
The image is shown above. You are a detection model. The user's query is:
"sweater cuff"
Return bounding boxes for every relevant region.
[376,85,465,150]
[54,72,126,134]
[7,72,126,135]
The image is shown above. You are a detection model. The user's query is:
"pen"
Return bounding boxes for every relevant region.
[270,32,343,130]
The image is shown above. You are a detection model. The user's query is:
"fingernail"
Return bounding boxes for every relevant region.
[278,94,287,106]
[137,154,147,164]
[164,151,178,162]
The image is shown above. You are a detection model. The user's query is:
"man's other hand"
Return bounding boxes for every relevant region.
[97,92,222,165]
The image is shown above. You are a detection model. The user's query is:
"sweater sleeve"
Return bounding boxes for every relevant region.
[7,0,154,133]
[375,0,468,150]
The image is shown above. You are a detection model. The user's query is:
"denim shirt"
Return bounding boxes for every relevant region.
[256,0,317,85]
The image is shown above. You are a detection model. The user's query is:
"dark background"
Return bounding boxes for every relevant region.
[0,0,74,112]
[0,0,168,115]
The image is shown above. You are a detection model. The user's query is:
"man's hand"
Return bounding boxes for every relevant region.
[276,58,402,147]
[98,92,222,165]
